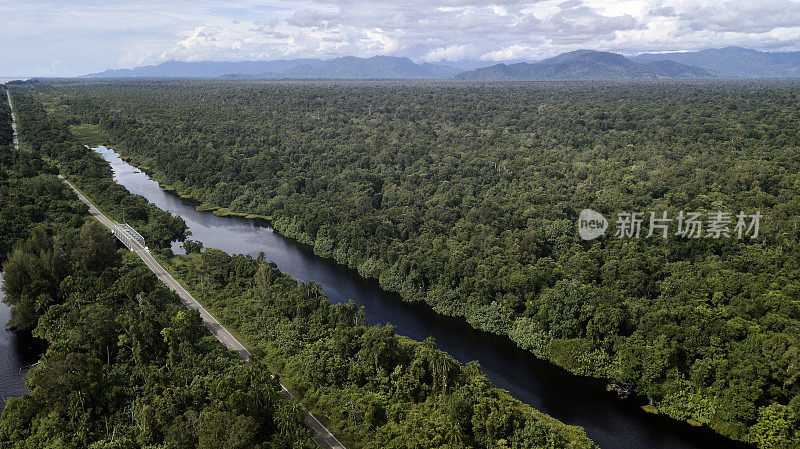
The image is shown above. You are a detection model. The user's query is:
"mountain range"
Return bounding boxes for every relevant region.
[455,50,714,80]
[635,46,800,78]
[84,56,465,80]
[278,56,462,79]
[85,59,321,78]
[83,47,800,80]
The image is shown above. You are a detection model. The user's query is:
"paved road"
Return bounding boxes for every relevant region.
[6,88,19,150]
[10,84,344,448]
[58,176,346,449]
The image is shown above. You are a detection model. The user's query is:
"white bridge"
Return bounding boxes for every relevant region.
[113,223,147,251]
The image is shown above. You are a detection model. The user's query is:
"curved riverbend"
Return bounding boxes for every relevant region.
[94,145,751,449]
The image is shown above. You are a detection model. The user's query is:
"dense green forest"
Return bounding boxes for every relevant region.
[1,229,318,449]
[0,87,13,147]
[1,85,595,448]
[9,88,187,249]
[0,85,86,264]
[161,244,594,448]
[0,85,317,448]
[22,79,800,447]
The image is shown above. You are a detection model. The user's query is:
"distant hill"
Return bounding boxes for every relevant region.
[84,57,461,79]
[455,50,714,80]
[83,48,800,80]
[279,56,461,79]
[415,59,515,71]
[83,60,321,78]
[635,46,800,78]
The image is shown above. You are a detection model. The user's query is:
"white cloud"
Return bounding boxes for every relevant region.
[1,0,799,76]
[482,44,539,60]
[423,44,475,61]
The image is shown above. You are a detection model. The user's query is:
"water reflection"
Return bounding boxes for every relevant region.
[0,276,39,417]
[95,145,751,449]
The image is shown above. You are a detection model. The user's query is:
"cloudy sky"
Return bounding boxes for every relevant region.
[3,0,800,76]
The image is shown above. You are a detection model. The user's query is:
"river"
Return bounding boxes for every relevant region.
[8,143,739,449]
[0,276,39,418]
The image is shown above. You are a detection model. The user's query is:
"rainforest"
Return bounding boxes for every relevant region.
[5,79,798,448]
[0,82,595,449]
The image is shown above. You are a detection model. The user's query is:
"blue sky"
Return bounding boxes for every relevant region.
[3,0,800,76]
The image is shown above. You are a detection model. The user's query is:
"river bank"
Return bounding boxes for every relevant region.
[0,276,43,418]
[91,145,751,449]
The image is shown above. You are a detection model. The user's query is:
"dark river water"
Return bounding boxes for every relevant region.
[0,276,39,418]
[5,144,740,448]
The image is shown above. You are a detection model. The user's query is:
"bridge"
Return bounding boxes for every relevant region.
[9,73,344,445]
[112,223,147,251]
[57,175,345,449]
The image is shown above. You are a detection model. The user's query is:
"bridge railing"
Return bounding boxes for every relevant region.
[113,223,146,251]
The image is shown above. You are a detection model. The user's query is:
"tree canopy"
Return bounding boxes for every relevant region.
[12,79,800,447]
[1,82,596,449]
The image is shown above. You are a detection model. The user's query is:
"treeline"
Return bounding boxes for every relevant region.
[29,79,800,447]
[0,97,315,448]
[166,243,595,448]
[0,86,12,146]
[8,88,187,249]
[0,86,86,263]
[2,85,597,448]
[1,228,316,448]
